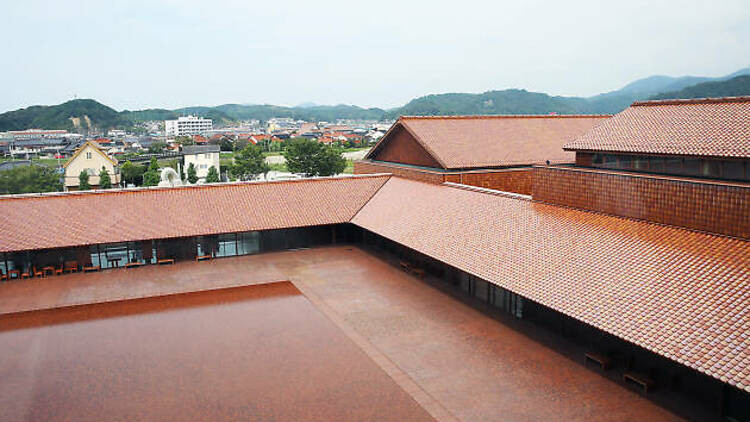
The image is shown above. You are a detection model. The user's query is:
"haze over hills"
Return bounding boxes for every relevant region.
[1,67,748,132]
[648,75,750,100]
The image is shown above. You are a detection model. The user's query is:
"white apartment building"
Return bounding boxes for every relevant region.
[165,116,213,137]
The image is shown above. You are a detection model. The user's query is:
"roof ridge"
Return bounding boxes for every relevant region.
[348,174,393,222]
[0,173,392,201]
[399,114,612,120]
[632,96,750,107]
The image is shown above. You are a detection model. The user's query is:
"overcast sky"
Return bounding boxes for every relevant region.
[1,0,748,112]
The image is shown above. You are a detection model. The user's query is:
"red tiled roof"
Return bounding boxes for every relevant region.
[352,177,750,392]
[0,175,390,253]
[368,115,610,169]
[563,96,750,158]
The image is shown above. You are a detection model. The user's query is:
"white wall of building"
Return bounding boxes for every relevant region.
[184,151,220,180]
[165,116,213,136]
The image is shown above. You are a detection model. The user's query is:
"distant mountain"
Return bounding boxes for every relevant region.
[212,103,386,122]
[0,99,125,132]
[2,66,749,131]
[386,90,592,119]
[120,108,177,122]
[649,75,750,100]
[389,67,750,117]
[585,67,750,113]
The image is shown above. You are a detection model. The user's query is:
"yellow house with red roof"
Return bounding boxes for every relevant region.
[63,141,120,191]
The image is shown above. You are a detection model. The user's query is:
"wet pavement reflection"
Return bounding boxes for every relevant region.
[0,282,434,422]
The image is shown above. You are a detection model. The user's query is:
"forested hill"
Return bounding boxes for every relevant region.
[648,75,750,100]
[2,67,749,131]
[0,99,125,131]
[0,101,387,131]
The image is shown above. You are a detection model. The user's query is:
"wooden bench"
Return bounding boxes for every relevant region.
[411,268,426,278]
[623,371,654,394]
[584,352,612,370]
[196,255,212,261]
[125,262,144,268]
[84,266,101,273]
[157,259,175,265]
[399,261,411,272]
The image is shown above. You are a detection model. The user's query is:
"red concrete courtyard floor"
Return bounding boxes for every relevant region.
[0,246,683,421]
[0,282,433,422]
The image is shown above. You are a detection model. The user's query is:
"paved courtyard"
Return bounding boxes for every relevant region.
[0,246,682,421]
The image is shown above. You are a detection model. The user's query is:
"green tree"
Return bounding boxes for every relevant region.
[233,138,249,152]
[187,162,198,184]
[142,157,160,186]
[205,165,220,183]
[283,138,346,177]
[219,137,234,151]
[0,165,62,194]
[78,170,91,190]
[99,166,112,189]
[148,142,166,154]
[121,160,146,186]
[232,144,269,180]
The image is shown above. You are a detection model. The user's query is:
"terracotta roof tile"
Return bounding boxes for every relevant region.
[563,96,750,158]
[352,177,750,392]
[369,115,610,169]
[0,175,390,253]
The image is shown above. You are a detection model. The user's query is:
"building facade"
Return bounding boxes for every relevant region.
[165,116,213,137]
[356,114,609,195]
[182,144,220,180]
[63,141,120,190]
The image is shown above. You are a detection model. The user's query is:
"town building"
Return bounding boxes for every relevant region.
[8,129,68,139]
[0,97,748,421]
[356,114,609,194]
[165,115,213,136]
[107,129,126,138]
[62,141,120,190]
[182,144,220,180]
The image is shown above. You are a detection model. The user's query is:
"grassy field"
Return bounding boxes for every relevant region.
[0,157,65,168]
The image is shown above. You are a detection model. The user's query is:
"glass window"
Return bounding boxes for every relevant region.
[286,228,310,250]
[664,157,683,174]
[262,230,286,252]
[237,232,260,255]
[100,243,128,269]
[683,159,700,176]
[217,234,237,257]
[602,155,618,169]
[592,154,603,165]
[474,279,489,302]
[618,155,632,170]
[701,160,721,178]
[197,236,218,257]
[649,157,665,173]
[632,156,648,171]
[723,160,746,181]
[90,245,101,268]
[309,226,333,246]
[126,242,146,264]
